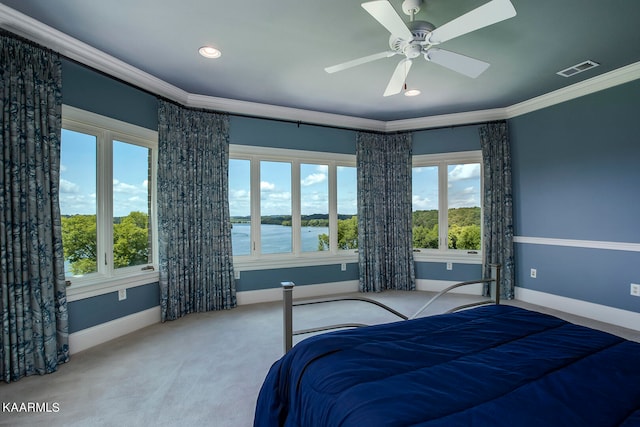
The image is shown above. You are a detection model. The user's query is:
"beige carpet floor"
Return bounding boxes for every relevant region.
[1,291,638,427]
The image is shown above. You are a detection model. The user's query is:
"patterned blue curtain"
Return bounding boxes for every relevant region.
[357,132,415,292]
[480,121,515,299]
[0,33,69,383]
[157,100,236,321]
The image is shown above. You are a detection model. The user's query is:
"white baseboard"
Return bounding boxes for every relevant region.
[415,279,484,295]
[236,280,360,305]
[69,306,161,354]
[515,287,640,332]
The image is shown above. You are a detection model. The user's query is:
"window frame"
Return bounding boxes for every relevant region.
[62,105,159,301]
[412,150,483,264]
[229,145,358,271]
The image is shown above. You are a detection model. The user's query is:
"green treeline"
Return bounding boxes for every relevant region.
[412,207,481,250]
[61,212,150,275]
[314,207,481,251]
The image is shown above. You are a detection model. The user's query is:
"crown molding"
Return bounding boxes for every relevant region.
[2,4,639,133]
[504,61,640,119]
[385,107,507,132]
[186,93,386,132]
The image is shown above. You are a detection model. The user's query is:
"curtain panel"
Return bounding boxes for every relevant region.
[0,33,69,383]
[157,100,236,321]
[357,132,415,292]
[479,121,515,299]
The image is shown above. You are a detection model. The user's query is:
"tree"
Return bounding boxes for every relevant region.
[448,224,481,250]
[318,216,358,250]
[412,224,438,249]
[61,215,98,275]
[113,211,149,268]
[61,211,150,275]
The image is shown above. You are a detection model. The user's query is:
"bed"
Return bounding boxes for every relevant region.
[254,270,640,426]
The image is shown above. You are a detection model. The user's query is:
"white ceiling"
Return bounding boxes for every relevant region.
[1,0,640,126]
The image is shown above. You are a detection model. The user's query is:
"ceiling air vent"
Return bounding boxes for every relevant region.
[557,60,600,77]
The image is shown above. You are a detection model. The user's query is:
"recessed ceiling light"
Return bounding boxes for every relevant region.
[404,89,421,97]
[199,46,222,59]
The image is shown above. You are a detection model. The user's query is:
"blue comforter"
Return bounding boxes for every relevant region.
[254,305,640,426]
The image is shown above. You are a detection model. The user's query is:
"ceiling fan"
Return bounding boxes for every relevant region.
[325,0,517,96]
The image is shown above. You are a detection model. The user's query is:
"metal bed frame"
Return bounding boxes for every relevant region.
[281,264,501,352]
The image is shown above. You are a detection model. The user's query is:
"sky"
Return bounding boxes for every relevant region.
[228,161,359,217]
[412,163,481,212]
[60,129,150,217]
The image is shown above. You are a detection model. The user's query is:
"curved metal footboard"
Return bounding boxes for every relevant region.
[282,264,501,353]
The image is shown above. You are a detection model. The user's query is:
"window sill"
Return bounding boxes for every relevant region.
[233,252,359,271]
[66,270,160,302]
[413,251,482,264]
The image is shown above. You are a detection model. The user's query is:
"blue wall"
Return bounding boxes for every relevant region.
[230,116,356,154]
[413,124,481,155]
[62,59,158,130]
[510,79,640,313]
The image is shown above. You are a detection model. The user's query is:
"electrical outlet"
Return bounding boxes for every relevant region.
[631,283,640,297]
[118,288,127,301]
[446,262,453,271]
[530,268,537,279]
[341,263,347,271]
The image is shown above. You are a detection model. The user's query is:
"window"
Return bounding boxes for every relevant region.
[229,146,357,265]
[61,106,157,288]
[336,166,358,250]
[301,163,329,252]
[260,160,292,254]
[412,151,482,258]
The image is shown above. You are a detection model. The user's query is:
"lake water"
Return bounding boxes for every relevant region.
[231,223,328,255]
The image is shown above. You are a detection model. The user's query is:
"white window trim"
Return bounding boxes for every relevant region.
[62,105,159,300]
[412,150,483,264]
[230,145,358,271]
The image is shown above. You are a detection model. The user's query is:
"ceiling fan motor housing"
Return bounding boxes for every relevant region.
[389,20,436,57]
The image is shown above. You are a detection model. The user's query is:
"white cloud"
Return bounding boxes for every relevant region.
[412,195,434,210]
[266,192,291,201]
[448,164,480,182]
[260,181,275,191]
[59,178,80,193]
[112,179,149,216]
[301,173,327,187]
[230,189,249,199]
[113,179,142,194]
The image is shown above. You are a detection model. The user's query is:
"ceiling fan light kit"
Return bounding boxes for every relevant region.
[325,0,517,96]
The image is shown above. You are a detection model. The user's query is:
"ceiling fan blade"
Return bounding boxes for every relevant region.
[428,0,516,44]
[425,48,490,78]
[362,1,413,40]
[384,58,412,96]
[325,51,396,74]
